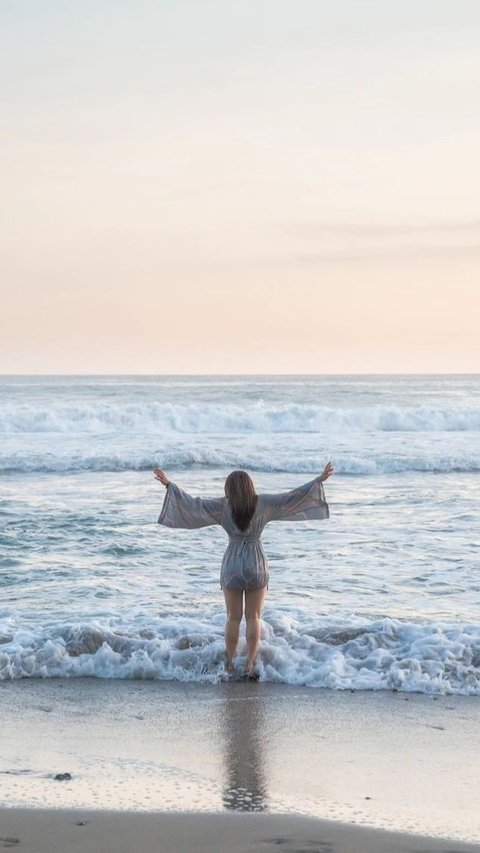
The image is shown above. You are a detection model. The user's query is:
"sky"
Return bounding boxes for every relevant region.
[1,0,479,374]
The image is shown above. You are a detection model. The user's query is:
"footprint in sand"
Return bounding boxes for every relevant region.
[0,840,20,849]
[265,840,334,853]
[0,770,32,776]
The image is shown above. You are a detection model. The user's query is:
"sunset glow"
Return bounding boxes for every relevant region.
[1,1,479,373]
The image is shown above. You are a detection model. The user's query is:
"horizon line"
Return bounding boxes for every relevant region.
[1,371,479,378]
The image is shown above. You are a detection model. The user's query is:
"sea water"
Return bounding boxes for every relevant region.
[1,375,479,693]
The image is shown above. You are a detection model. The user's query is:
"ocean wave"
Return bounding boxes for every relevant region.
[0,614,479,694]
[1,401,480,435]
[2,448,480,475]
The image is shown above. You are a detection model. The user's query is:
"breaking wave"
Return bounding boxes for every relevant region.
[2,448,480,475]
[2,401,480,435]
[0,613,479,694]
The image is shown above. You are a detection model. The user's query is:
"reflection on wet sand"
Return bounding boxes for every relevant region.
[217,683,268,812]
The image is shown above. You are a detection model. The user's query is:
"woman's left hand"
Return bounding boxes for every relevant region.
[154,468,170,487]
[320,461,334,482]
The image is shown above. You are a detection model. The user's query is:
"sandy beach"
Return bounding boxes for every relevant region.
[1,679,479,849]
[3,0,480,845]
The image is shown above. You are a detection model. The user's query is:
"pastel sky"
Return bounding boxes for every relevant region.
[1,0,479,373]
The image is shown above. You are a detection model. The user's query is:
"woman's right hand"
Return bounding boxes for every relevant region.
[153,468,170,487]
[320,461,334,482]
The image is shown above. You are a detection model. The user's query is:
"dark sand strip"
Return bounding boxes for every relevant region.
[0,810,479,853]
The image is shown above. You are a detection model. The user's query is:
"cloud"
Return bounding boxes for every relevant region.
[282,220,480,237]
[284,243,480,266]
[270,220,480,265]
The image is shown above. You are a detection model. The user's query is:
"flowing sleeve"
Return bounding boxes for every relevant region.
[261,477,329,523]
[158,482,225,529]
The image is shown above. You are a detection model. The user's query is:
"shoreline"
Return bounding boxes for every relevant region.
[1,809,479,853]
[1,679,479,842]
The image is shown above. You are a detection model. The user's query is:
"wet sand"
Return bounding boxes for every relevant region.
[1,809,479,853]
[0,679,479,845]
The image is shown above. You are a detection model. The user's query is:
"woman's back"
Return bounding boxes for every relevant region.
[155,463,333,677]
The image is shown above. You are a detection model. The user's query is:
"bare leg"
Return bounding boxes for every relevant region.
[244,586,267,675]
[223,588,244,671]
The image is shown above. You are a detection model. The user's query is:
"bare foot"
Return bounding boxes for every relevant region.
[245,670,259,682]
[225,659,234,674]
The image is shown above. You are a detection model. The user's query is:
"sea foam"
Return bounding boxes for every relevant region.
[0,613,478,694]
[1,401,480,435]
[2,448,479,475]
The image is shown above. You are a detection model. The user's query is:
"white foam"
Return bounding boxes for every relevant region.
[1,614,478,694]
[1,401,480,435]
[2,447,479,475]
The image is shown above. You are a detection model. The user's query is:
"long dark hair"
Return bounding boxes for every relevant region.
[224,470,257,532]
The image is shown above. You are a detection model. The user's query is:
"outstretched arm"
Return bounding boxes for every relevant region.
[262,462,333,523]
[154,468,225,529]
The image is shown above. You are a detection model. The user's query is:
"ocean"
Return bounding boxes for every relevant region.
[1,374,479,693]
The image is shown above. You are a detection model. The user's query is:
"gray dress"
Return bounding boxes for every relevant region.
[158,477,329,591]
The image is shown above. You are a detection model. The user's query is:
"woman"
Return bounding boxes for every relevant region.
[154,463,333,678]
